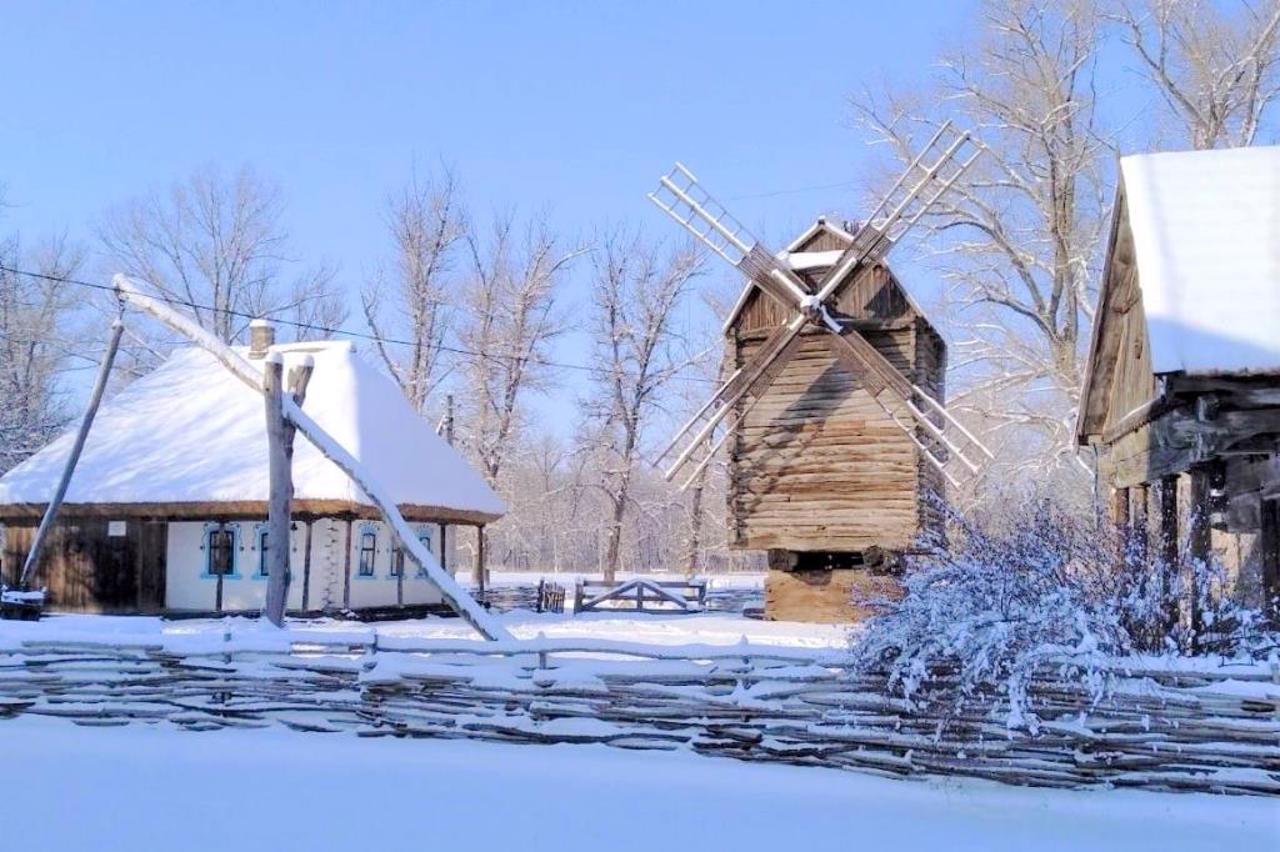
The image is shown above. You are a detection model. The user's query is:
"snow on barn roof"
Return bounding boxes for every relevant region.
[0,341,505,522]
[1120,145,1280,375]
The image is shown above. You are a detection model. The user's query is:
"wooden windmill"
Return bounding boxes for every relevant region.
[649,122,992,621]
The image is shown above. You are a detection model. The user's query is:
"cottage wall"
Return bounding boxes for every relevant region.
[2,514,458,615]
[164,518,449,613]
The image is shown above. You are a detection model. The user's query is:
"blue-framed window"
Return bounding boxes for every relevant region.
[415,529,433,578]
[357,528,377,577]
[204,523,239,577]
[255,526,270,578]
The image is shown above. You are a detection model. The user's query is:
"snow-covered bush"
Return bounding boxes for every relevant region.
[851,496,1275,730]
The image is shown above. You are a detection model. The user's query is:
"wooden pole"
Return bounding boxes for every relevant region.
[300,519,314,612]
[1109,487,1130,528]
[1188,465,1212,647]
[19,320,124,589]
[1132,483,1150,561]
[477,525,487,597]
[342,518,353,611]
[113,274,510,640]
[1159,474,1179,630]
[262,353,292,627]
[444,394,455,445]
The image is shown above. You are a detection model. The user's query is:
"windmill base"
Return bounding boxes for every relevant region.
[763,549,903,624]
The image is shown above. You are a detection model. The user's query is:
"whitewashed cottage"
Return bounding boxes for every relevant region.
[0,326,504,615]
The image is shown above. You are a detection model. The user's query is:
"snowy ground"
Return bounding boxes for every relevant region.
[0,716,1272,852]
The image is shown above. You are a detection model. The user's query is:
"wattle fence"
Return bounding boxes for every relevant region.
[0,629,1276,796]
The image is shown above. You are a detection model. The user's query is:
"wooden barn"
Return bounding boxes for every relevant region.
[1077,145,1280,616]
[722,219,948,620]
[0,324,505,616]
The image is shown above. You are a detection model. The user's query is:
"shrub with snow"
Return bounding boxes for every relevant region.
[851,496,1275,730]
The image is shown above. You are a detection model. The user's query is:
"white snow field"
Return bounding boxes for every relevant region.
[0,716,1272,852]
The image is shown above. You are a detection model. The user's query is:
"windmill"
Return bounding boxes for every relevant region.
[648,121,992,493]
[647,122,993,622]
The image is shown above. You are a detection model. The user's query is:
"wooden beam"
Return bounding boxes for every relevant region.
[342,517,353,611]
[476,525,487,596]
[262,353,292,627]
[1159,474,1179,630]
[300,519,314,612]
[1188,465,1212,647]
[1261,498,1280,622]
[1132,483,1150,560]
[1109,487,1131,528]
[19,320,123,588]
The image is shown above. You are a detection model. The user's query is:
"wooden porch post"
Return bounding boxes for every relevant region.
[1261,498,1280,622]
[1132,483,1150,561]
[300,519,314,612]
[1188,465,1213,646]
[440,524,449,573]
[342,517,354,611]
[1109,487,1131,528]
[1159,474,1179,629]
[476,525,487,596]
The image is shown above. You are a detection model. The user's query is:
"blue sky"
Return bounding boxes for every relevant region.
[3,0,983,431]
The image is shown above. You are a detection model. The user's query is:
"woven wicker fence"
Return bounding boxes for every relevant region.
[0,631,1276,796]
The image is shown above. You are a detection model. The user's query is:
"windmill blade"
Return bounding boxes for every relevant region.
[662,314,808,481]
[812,122,982,307]
[649,164,811,310]
[823,328,989,473]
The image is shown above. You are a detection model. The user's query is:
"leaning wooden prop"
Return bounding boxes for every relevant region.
[0,320,124,620]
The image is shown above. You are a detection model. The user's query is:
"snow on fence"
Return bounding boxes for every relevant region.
[0,630,1276,796]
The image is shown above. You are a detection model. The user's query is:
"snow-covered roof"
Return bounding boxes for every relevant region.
[1120,145,1280,375]
[0,341,505,522]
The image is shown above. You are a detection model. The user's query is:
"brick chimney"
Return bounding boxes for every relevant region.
[248,319,276,359]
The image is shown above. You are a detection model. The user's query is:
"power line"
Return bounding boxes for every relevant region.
[0,265,721,384]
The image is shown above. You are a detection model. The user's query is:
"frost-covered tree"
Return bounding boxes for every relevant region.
[581,230,704,581]
[362,167,465,413]
[0,234,86,474]
[850,0,1110,493]
[1112,0,1280,149]
[458,212,583,485]
[99,165,344,353]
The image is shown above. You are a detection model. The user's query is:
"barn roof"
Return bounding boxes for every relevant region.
[0,341,505,523]
[1115,145,1280,375]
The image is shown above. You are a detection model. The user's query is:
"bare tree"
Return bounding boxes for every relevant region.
[459,212,583,485]
[584,230,704,582]
[99,165,343,351]
[851,0,1110,489]
[0,234,87,474]
[362,168,466,412]
[1112,0,1280,149]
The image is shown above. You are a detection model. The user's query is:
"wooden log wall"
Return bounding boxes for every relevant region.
[0,632,1275,796]
[2,520,166,613]
[726,224,945,554]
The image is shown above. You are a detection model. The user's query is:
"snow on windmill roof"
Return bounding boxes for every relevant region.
[720,218,928,335]
[0,341,505,522]
[1119,145,1280,375]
